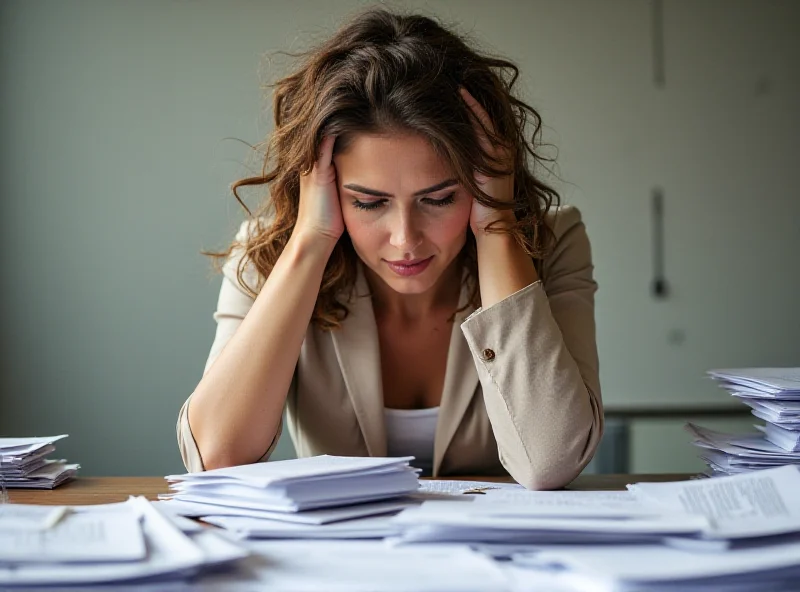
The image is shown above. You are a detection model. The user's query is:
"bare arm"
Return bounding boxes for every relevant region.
[187,235,333,469]
[186,136,343,470]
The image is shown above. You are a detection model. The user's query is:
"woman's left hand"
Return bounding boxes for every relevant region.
[459,87,516,235]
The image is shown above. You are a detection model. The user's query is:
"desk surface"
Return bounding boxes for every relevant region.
[7,473,695,505]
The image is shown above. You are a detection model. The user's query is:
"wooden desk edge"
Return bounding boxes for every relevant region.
[7,473,697,505]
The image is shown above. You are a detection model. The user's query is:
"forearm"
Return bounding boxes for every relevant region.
[468,217,602,489]
[462,283,602,489]
[188,232,334,469]
[474,222,539,309]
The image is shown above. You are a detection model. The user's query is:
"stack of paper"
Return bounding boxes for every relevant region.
[506,466,800,591]
[390,490,709,545]
[158,497,416,540]
[0,497,248,588]
[628,465,800,542]
[162,455,418,525]
[158,478,522,541]
[686,423,800,476]
[688,368,800,475]
[0,435,79,489]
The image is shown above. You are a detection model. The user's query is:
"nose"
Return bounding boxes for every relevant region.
[388,209,423,255]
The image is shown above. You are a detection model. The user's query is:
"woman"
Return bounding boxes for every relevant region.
[177,8,603,489]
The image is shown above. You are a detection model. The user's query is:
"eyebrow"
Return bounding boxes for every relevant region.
[342,178,458,198]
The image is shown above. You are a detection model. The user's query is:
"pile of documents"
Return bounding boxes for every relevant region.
[383,466,800,591]
[7,451,800,591]
[0,496,248,588]
[160,455,420,539]
[505,466,800,592]
[160,476,524,541]
[687,368,800,476]
[0,435,79,489]
[390,490,709,545]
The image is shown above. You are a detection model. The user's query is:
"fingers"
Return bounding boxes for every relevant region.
[302,135,337,185]
[459,87,495,154]
[316,134,336,170]
[460,87,494,130]
[300,135,336,177]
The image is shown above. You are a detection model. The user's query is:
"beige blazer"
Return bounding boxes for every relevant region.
[178,205,603,489]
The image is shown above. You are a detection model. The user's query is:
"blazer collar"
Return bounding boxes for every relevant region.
[330,262,479,468]
[330,263,387,457]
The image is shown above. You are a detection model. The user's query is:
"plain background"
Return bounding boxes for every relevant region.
[1,0,797,476]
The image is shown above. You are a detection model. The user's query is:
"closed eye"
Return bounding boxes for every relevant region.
[423,192,456,207]
[351,198,387,211]
[351,192,456,211]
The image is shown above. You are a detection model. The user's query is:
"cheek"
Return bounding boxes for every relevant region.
[342,211,381,251]
[434,202,471,247]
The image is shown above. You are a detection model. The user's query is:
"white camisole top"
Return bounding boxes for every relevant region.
[384,407,440,476]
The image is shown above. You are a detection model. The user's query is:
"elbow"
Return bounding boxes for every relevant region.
[508,457,584,491]
[200,447,247,471]
[503,417,602,491]
[197,441,271,471]
[177,410,259,472]
[192,430,281,472]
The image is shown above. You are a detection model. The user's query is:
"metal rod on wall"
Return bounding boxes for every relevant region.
[652,0,665,88]
[651,187,669,299]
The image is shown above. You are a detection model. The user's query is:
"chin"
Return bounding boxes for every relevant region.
[380,274,439,295]
[380,269,441,296]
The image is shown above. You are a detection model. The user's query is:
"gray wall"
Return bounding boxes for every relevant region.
[1,0,798,476]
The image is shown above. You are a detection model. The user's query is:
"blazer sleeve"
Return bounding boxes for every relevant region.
[176,220,285,472]
[460,206,603,490]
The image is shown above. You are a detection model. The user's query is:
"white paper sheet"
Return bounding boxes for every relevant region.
[167,455,415,487]
[204,514,399,539]
[528,539,800,583]
[469,490,662,517]
[417,480,524,495]
[391,501,708,545]
[686,423,796,460]
[0,505,145,563]
[0,436,68,454]
[157,497,413,524]
[0,505,70,531]
[628,465,800,539]
[708,368,800,393]
[0,498,206,585]
[194,540,510,592]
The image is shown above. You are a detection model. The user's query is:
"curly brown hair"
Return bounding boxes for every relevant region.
[210,7,560,331]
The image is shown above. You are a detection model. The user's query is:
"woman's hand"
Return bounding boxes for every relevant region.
[294,135,344,245]
[459,88,516,236]
[460,88,538,308]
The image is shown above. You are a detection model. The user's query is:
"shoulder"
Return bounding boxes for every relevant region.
[539,205,594,283]
[221,217,271,295]
[230,216,271,245]
[542,204,585,242]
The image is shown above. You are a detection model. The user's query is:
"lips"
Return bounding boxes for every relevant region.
[384,256,433,277]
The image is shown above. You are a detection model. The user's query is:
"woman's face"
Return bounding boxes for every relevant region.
[333,132,472,297]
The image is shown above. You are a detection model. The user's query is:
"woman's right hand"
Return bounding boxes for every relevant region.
[294,135,344,245]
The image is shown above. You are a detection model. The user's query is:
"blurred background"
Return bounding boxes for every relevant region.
[1,0,797,476]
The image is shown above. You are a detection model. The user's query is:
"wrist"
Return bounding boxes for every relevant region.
[471,209,516,238]
[286,229,338,262]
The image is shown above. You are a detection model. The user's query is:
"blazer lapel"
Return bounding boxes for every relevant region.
[330,263,387,457]
[433,273,480,476]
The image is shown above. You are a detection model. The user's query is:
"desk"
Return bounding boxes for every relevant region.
[7,473,695,505]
